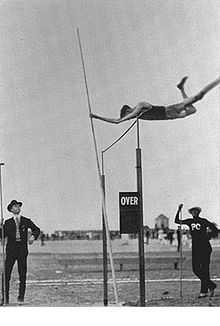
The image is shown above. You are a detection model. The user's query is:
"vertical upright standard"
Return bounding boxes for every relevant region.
[136,120,146,306]
[179,209,183,299]
[100,120,137,306]
[0,163,5,304]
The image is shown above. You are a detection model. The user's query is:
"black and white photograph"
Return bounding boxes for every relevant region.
[0,0,220,312]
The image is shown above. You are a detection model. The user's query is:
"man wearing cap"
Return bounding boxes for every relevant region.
[0,200,40,305]
[175,204,218,298]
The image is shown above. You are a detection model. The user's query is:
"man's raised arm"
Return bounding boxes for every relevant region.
[175,204,183,224]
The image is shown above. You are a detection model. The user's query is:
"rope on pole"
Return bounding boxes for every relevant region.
[102,120,137,153]
[76,28,119,305]
[0,163,5,304]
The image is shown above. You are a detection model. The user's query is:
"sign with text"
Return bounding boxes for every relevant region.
[119,192,140,234]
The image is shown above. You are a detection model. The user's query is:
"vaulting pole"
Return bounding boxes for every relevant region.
[101,151,108,306]
[76,28,119,305]
[0,163,5,305]
[136,120,146,306]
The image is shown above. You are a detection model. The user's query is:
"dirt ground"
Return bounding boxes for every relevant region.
[1,239,220,307]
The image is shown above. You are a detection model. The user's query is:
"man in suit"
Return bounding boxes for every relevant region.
[0,200,40,305]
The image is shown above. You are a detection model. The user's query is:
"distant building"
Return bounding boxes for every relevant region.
[155,214,169,230]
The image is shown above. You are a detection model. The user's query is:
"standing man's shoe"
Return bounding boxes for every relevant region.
[198,293,208,298]
[17,297,24,305]
[209,284,217,297]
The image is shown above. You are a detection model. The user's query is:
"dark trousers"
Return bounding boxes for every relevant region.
[177,239,180,252]
[192,247,215,293]
[2,247,27,303]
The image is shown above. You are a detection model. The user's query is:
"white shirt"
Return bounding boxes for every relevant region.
[13,214,21,241]
[13,214,21,223]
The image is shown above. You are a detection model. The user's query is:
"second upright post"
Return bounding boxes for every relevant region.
[136,120,146,306]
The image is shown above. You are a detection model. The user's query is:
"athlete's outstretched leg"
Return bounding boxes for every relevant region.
[166,76,220,119]
[177,76,197,113]
[182,76,220,106]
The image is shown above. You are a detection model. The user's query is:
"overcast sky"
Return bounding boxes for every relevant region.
[0,0,220,233]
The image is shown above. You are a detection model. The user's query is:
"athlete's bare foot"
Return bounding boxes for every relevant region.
[177,76,188,90]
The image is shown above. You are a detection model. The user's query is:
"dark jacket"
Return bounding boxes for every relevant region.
[0,216,40,255]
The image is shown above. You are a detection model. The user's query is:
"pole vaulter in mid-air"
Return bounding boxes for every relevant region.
[90,76,220,123]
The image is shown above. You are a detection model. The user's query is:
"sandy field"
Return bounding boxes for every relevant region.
[1,239,220,307]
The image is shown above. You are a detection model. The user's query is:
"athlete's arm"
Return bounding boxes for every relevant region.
[90,108,141,124]
[90,113,121,124]
[90,103,149,124]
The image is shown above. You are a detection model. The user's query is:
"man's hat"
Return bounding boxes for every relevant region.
[188,206,201,214]
[7,200,22,212]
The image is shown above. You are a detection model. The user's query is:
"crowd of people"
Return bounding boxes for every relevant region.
[144,225,192,249]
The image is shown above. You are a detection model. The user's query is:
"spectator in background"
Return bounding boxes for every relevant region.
[176,226,181,252]
[145,227,150,245]
[40,232,45,246]
[167,230,174,245]
[153,226,159,239]
[158,229,165,243]
[182,230,189,247]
